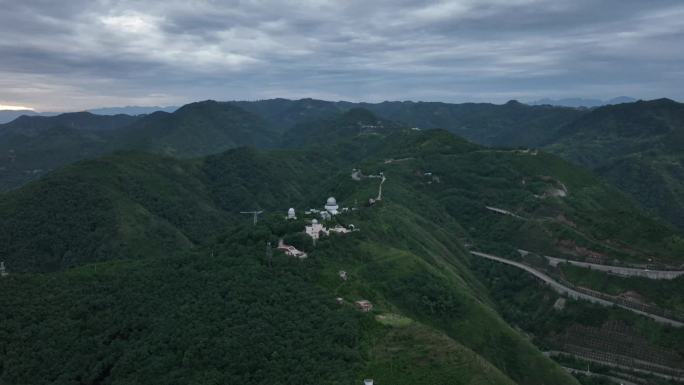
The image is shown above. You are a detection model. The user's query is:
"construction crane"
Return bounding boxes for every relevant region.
[240,210,264,225]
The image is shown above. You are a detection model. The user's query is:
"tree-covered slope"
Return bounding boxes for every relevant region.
[0,102,279,192]
[0,112,140,190]
[232,97,347,132]
[0,112,138,134]
[0,152,230,272]
[547,98,684,229]
[116,100,278,157]
[232,98,586,147]
[280,108,404,149]
[359,99,586,147]
[2,127,682,384]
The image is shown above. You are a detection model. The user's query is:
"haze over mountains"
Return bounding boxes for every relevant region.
[528,96,637,108]
[0,106,180,124]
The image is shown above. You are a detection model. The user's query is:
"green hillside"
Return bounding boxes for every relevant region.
[547,98,684,229]
[280,108,405,149]
[0,112,139,190]
[233,98,586,147]
[4,97,683,237]
[117,100,278,157]
[0,152,229,272]
[3,126,683,383]
[0,101,278,192]
[235,97,684,231]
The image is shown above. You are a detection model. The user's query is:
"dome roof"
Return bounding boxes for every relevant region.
[312,219,318,224]
[288,208,295,214]
[326,197,337,205]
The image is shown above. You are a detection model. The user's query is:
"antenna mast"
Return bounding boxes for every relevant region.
[240,210,264,225]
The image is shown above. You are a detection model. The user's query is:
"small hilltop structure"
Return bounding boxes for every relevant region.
[355,300,373,312]
[277,239,307,259]
[305,219,326,240]
[305,196,353,220]
[324,197,339,215]
[0,261,7,278]
[304,219,356,241]
[286,207,297,220]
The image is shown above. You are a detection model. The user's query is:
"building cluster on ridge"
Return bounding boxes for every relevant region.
[280,196,372,317]
[285,196,358,241]
[276,196,358,259]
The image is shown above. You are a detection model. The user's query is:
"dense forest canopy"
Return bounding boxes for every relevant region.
[2,99,684,384]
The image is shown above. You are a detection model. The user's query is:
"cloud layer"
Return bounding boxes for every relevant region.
[1,0,682,110]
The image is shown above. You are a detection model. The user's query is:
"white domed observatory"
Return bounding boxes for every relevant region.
[287,207,296,220]
[324,197,339,215]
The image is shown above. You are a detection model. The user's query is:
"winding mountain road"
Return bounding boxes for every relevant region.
[544,255,684,280]
[470,251,684,327]
[376,174,386,201]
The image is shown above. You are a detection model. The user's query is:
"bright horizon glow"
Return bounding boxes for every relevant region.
[0,104,34,111]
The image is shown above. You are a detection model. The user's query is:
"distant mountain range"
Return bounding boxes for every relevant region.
[0,106,179,124]
[87,105,178,116]
[528,96,637,108]
[0,98,644,124]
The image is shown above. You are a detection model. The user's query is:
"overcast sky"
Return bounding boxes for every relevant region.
[1,0,683,111]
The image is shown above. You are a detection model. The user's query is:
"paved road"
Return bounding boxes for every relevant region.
[485,206,525,220]
[376,175,386,201]
[561,367,640,385]
[544,255,684,280]
[470,251,684,327]
[545,351,684,383]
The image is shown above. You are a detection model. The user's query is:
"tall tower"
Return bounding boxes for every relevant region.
[240,210,264,225]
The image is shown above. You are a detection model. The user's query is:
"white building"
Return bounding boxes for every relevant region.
[324,197,339,215]
[287,207,297,220]
[0,262,7,277]
[305,219,327,240]
[328,225,351,235]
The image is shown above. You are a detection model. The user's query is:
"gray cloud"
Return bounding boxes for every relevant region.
[0,0,682,111]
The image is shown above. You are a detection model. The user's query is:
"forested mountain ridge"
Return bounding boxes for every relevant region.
[0,101,276,191]
[546,98,684,229]
[0,111,139,134]
[233,98,587,147]
[235,97,684,231]
[0,112,141,190]
[114,100,278,157]
[3,126,684,384]
[280,107,406,148]
[3,97,684,233]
